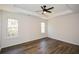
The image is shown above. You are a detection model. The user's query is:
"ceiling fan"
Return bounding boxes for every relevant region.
[41,5,54,14]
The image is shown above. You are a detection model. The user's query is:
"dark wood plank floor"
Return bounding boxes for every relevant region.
[1,37,79,54]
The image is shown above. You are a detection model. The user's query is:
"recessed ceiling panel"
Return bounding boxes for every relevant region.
[67,4,79,12]
[0,4,78,19]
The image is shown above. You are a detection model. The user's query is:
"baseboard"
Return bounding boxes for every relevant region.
[0,48,1,52]
[48,36,79,46]
[2,37,79,50]
[1,37,48,49]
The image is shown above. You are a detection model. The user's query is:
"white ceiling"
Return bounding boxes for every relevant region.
[0,4,79,20]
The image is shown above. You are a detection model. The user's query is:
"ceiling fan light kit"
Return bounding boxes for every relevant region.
[43,11,47,14]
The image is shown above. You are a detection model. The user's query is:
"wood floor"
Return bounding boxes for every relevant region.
[1,37,79,54]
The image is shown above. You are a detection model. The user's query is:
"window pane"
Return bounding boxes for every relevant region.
[8,19,18,38]
[41,22,45,33]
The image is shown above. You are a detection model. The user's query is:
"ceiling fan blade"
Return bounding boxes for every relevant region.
[46,10,52,13]
[41,6,44,9]
[43,5,46,8]
[47,7,54,10]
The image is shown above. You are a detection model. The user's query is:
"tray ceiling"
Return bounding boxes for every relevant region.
[0,4,79,20]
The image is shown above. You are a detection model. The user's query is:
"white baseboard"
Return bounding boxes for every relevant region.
[0,48,1,52]
[48,36,79,46]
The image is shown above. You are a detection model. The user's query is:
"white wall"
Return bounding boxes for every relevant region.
[48,13,79,45]
[1,11,47,48]
[2,10,79,48]
[0,11,2,50]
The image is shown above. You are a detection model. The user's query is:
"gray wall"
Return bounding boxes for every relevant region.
[48,13,79,45]
[1,11,47,48]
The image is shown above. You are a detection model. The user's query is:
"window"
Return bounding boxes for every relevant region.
[8,19,18,38]
[41,22,45,33]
